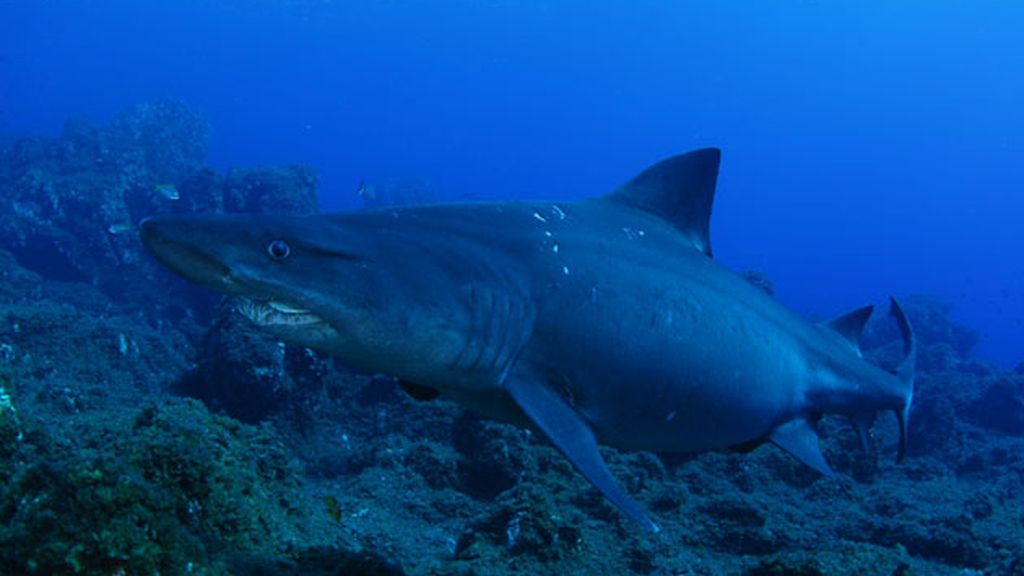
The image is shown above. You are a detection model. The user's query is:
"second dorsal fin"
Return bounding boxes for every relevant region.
[825,305,874,351]
[604,148,721,257]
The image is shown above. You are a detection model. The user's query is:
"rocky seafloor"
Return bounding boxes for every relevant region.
[0,101,1021,576]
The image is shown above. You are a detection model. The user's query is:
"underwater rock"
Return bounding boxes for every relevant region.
[0,289,193,403]
[0,248,44,302]
[964,374,1024,436]
[909,295,980,358]
[0,371,22,470]
[0,100,321,338]
[743,556,828,576]
[459,482,587,562]
[223,165,319,215]
[697,495,778,555]
[127,166,225,218]
[452,415,533,500]
[0,398,334,575]
[177,167,225,213]
[743,553,914,576]
[865,294,979,361]
[180,299,354,425]
[874,513,987,568]
[0,100,208,290]
[108,99,210,185]
[227,546,406,576]
[182,304,297,423]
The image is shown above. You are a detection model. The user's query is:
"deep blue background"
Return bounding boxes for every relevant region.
[1,1,1021,365]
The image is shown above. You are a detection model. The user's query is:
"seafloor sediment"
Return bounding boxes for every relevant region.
[0,102,1020,576]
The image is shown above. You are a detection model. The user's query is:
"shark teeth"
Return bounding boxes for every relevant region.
[267,301,311,314]
[237,299,322,327]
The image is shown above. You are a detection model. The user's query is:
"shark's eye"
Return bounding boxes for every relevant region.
[267,239,291,261]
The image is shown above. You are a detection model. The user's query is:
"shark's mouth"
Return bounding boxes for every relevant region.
[236,299,324,327]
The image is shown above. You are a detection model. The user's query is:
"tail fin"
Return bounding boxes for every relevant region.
[889,297,916,463]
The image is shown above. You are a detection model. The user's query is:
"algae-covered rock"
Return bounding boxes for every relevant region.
[126,400,315,551]
[179,301,355,424]
[1,449,212,575]
[0,100,320,328]
[181,305,297,423]
[108,100,209,185]
[452,415,534,500]
[865,294,979,363]
[223,165,319,215]
[0,100,208,289]
[0,370,22,472]
[0,398,329,575]
[0,296,191,399]
[964,374,1024,436]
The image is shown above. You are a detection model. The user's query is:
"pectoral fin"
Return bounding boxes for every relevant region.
[771,417,834,476]
[505,375,659,532]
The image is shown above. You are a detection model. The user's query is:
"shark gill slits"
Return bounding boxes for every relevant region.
[267,239,291,261]
[451,284,527,376]
[467,288,498,371]
[450,285,480,370]
[490,292,517,373]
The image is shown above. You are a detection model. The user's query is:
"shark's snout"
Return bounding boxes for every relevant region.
[139,215,232,289]
[138,215,174,251]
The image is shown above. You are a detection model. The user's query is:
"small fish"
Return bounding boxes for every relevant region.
[356,180,376,202]
[153,183,180,201]
[107,223,133,235]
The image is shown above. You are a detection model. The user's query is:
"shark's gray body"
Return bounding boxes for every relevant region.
[140,149,915,531]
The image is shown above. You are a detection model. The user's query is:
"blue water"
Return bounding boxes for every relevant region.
[2,1,1021,366]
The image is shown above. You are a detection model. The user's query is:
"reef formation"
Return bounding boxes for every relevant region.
[0,102,1020,575]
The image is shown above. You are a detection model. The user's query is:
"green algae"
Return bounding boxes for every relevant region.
[0,397,335,576]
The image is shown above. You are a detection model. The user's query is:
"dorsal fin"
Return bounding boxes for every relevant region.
[824,305,874,351]
[605,148,721,257]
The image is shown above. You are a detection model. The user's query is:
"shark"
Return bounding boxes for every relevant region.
[139,148,916,532]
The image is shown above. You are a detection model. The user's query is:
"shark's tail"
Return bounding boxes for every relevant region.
[889,297,916,463]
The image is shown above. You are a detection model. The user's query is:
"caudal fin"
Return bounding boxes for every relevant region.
[889,297,916,463]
